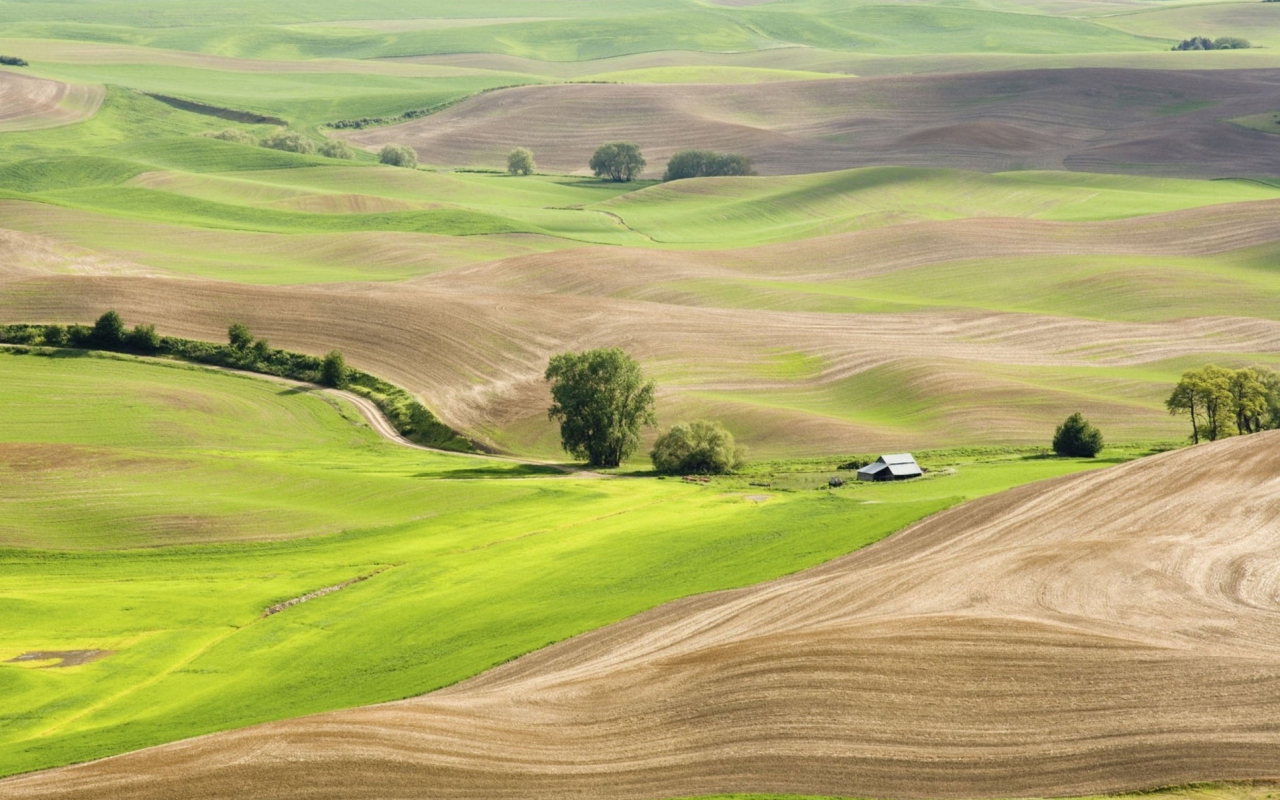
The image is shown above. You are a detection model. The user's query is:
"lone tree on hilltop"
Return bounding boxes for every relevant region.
[379,144,417,168]
[1052,412,1104,457]
[546,347,656,467]
[589,142,645,182]
[228,322,253,351]
[651,420,746,475]
[507,147,535,176]
[320,350,348,389]
[91,310,126,348]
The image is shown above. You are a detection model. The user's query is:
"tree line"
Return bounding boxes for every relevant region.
[1166,364,1280,443]
[1172,36,1250,50]
[205,129,418,167]
[503,143,753,183]
[0,312,471,452]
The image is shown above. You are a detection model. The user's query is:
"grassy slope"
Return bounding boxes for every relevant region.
[0,351,1119,777]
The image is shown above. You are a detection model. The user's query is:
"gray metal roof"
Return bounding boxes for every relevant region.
[880,453,918,466]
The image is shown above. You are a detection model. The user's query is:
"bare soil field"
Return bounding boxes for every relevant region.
[6,432,1279,799]
[3,255,1279,454]
[341,68,1280,178]
[0,70,103,132]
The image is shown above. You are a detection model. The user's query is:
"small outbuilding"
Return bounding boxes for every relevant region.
[856,453,923,482]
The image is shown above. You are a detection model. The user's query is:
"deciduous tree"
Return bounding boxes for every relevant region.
[650,420,745,474]
[507,147,535,176]
[589,142,645,182]
[546,347,656,467]
[1052,412,1104,457]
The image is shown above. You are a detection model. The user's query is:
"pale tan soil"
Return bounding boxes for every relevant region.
[0,70,102,132]
[339,68,1280,178]
[4,197,1280,455]
[6,433,1280,799]
[2,268,1278,455]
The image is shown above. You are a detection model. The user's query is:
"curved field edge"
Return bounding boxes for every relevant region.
[5,431,1277,798]
[0,324,475,451]
[0,350,1125,778]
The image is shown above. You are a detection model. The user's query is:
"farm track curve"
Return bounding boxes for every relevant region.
[340,67,1280,179]
[4,432,1279,799]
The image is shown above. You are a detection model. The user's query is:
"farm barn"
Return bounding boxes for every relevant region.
[857,454,923,482]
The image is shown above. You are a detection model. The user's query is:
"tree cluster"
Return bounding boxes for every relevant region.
[0,314,471,452]
[1166,364,1280,443]
[379,144,418,168]
[0,55,28,66]
[662,150,755,182]
[1172,35,1250,50]
[589,142,646,182]
[204,129,355,160]
[650,420,745,475]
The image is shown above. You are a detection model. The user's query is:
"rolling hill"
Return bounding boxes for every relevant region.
[340,68,1280,178]
[6,431,1277,799]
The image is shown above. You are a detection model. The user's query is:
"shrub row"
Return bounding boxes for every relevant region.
[0,55,28,67]
[0,317,475,453]
[1172,35,1250,50]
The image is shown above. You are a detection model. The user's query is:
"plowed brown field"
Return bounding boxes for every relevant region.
[341,68,1280,178]
[0,71,102,132]
[6,432,1279,799]
[4,198,1280,455]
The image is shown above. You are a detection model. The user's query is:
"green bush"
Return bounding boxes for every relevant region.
[589,142,645,182]
[42,325,67,346]
[663,150,755,181]
[320,350,348,388]
[1052,412,1104,457]
[1172,35,1250,50]
[126,324,161,353]
[228,322,253,351]
[0,55,29,67]
[91,311,126,348]
[379,144,418,168]
[651,420,745,474]
[206,129,257,145]
[318,140,356,160]
[507,147,535,176]
[260,130,315,155]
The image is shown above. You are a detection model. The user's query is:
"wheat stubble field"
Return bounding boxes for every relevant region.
[2,0,1280,797]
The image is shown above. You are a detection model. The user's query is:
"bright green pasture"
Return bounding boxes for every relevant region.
[24,60,538,129]
[648,247,1280,323]
[1097,2,1280,50]
[599,168,1280,245]
[0,1,1163,60]
[0,350,1117,777]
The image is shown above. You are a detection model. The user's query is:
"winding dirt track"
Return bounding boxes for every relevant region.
[5,433,1279,799]
[341,68,1280,178]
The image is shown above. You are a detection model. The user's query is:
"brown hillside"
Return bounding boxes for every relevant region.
[0,71,103,132]
[340,68,1280,178]
[5,200,1280,455]
[6,433,1280,799]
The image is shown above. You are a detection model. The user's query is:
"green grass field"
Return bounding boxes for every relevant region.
[0,350,1121,776]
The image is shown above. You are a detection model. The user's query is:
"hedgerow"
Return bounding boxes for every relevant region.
[0,318,475,452]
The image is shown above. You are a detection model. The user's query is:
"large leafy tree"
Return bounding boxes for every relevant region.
[545,348,656,467]
[589,142,646,182]
[1051,412,1104,458]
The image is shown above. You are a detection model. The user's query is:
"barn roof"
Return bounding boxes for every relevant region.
[856,453,923,478]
